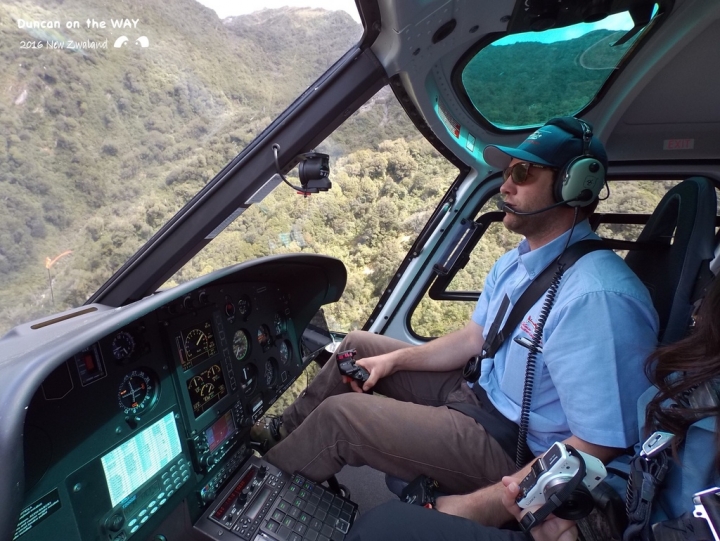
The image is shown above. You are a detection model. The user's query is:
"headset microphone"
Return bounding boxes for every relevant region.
[497,189,592,216]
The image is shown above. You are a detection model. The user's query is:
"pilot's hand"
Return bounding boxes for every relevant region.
[341,353,394,393]
[501,476,578,541]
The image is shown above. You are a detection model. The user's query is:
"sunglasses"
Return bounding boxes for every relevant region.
[502,161,556,185]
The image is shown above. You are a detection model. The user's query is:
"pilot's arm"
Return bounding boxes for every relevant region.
[350,246,503,391]
[350,320,485,391]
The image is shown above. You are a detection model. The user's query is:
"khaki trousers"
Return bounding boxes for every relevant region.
[264,331,516,494]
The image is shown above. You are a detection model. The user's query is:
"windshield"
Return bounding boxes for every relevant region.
[0,0,362,335]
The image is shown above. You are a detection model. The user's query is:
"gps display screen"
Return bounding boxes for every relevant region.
[101,412,182,507]
[205,410,237,452]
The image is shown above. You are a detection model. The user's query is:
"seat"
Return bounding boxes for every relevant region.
[623,176,717,344]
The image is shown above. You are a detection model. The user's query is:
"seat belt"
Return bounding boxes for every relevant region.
[453,239,610,459]
[481,239,609,361]
[463,239,609,382]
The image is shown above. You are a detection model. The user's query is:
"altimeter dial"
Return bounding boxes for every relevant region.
[233,330,250,361]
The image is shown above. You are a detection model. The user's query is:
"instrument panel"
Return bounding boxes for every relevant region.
[162,282,301,436]
[13,255,346,541]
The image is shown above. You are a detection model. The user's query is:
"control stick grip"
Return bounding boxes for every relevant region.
[336,349,370,383]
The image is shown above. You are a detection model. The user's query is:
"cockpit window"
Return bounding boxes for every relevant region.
[163,87,458,334]
[457,5,661,129]
[0,1,361,335]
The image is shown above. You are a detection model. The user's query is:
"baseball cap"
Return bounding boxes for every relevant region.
[483,116,608,171]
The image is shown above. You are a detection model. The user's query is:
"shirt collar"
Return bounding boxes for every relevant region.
[517,219,596,277]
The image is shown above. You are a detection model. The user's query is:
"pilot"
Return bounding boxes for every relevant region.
[251,116,659,526]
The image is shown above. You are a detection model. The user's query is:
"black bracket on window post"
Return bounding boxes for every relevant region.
[432,219,482,276]
[428,211,504,301]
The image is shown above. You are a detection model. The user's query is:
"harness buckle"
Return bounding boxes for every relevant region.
[639,431,675,459]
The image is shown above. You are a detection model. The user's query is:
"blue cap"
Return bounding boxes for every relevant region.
[483,117,608,171]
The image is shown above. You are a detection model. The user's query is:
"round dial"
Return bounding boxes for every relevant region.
[233,330,250,361]
[200,382,215,396]
[238,364,257,396]
[279,340,291,365]
[257,325,272,351]
[188,375,204,394]
[118,370,157,415]
[238,295,252,318]
[264,358,278,387]
[224,298,236,318]
[111,331,136,361]
[273,313,286,336]
[207,364,221,377]
[184,328,208,361]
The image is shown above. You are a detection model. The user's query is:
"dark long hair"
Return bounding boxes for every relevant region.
[645,276,720,467]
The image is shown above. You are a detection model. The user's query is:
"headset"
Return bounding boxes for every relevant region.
[546,116,606,208]
[499,117,607,216]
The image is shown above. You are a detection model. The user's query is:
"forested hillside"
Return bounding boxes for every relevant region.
[463,29,632,126]
[165,137,456,331]
[0,0,380,333]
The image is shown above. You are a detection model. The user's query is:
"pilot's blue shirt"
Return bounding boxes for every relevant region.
[471,219,659,455]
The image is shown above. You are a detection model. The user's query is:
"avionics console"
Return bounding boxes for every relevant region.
[14,255,348,541]
[194,456,358,541]
[65,410,191,541]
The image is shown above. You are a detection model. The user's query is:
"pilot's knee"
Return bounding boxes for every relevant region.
[340,330,365,349]
[314,393,364,427]
[340,330,375,357]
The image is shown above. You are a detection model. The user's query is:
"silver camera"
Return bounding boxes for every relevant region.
[516,442,607,518]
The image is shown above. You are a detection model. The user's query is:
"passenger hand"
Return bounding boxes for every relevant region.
[501,476,578,541]
[341,353,395,393]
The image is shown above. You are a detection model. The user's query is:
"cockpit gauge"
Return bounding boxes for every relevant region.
[238,295,252,318]
[224,297,236,318]
[185,328,209,360]
[264,358,278,387]
[207,364,221,377]
[177,321,217,371]
[273,313,286,336]
[186,364,227,418]
[189,375,204,392]
[232,330,250,361]
[239,364,257,396]
[257,325,272,352]
[117,369,158,415]
[111,331,136,361]
[279,340,292,365]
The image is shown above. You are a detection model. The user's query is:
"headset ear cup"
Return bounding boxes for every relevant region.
[556,158,605,207]
[550,483,595,521]
[554,165,570,203]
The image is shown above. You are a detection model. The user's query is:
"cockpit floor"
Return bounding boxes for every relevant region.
[335,465,397,516]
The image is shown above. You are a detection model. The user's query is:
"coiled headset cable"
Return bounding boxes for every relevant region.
[515,208,580,468]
